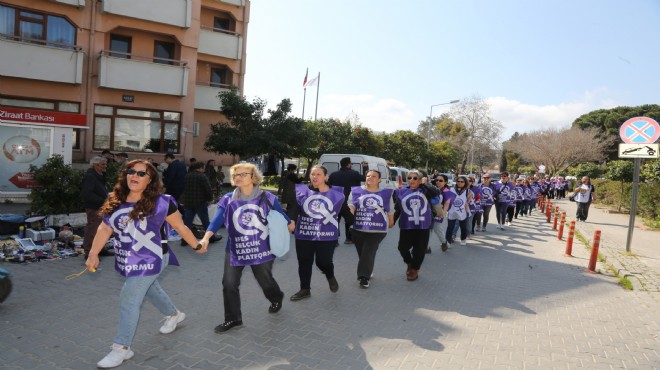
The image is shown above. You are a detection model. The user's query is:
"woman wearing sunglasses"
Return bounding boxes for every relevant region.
[347,170,394,288]
[429,174,452,253]
[494,172,514,230]
[202,163,295,334]
[394,170,441,281]
[287,165,354,300]
[86,160,207,368]
[446,175,471,246]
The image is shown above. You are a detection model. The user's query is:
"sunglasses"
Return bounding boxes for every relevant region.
[127,169,149,177]
[407,176,419,180]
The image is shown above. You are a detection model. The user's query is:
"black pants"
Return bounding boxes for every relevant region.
[507,205,515,222]
[222,251,283,322]
[522,200,533,215]
[514,202,523,218]
[446,218,467,243]
[481,205,493,229]
[495,203,508,225]
[352,230,386,280]
[576,202,591,221]
[294,239,336,290]
[337,200,353,240]
[397,229,430,270]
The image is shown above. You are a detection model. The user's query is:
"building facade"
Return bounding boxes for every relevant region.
[0,0,248,194]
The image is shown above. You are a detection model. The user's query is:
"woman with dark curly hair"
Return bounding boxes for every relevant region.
[86,160,207,368]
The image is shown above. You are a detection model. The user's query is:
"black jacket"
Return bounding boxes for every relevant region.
[81,168,108,210]
[328,168,365,198]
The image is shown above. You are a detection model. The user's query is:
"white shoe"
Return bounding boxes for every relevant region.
[506,221,511,226]
[159,311,186,334]
[97,343,134,368]
[460,240,466,246]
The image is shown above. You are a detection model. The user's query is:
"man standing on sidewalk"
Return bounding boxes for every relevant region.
[329,157,365,244]
[80,156,109,259]
[180,162,220,245]
[575,176,595,222]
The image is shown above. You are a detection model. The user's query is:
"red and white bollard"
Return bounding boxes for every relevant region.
[546,201,553,223]
[558,212,566,240]
[585,230,601,273]
[552,206,560,230]
[564,220,575,256]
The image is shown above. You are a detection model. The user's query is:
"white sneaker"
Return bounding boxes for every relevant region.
[460,240,466,246]
[506,221,511,226]
[159,311,186,334]
[97,343,134,368]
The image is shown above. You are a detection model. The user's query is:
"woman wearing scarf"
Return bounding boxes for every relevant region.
[287,165,354,300]
[86,160,206,368]
[347,170,394,288]
[203,163,294,334]
[394,170,440,281]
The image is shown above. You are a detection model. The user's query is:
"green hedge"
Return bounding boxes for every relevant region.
[591,178,660,222]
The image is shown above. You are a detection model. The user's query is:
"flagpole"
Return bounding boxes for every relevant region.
[314,72,320,120]
[302,88,307,119]
[302,68,308,119]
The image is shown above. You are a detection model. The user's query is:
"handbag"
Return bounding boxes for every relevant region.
[568,193,576,202]
[260,192,290,257]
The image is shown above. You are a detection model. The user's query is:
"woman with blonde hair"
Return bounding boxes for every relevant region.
[203,163,294,333]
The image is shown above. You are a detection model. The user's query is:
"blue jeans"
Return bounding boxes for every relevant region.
[114,253,176,346]
[183,203,210,230]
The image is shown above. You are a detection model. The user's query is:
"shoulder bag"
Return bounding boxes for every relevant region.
[260,192,291,257]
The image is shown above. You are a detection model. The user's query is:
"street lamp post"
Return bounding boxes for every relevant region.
[425,99,460,173]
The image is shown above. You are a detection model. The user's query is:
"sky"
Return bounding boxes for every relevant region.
[243,0,660,141]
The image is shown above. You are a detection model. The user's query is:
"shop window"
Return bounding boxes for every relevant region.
[0,5,76,48]
[154,40,175,65]
[93,105,181,153]
[58,102,80,113]
[109,34,131,59]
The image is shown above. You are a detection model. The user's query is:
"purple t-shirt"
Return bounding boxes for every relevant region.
[218,192,277,266]
[294,185,345,241]
[104,194,177,277]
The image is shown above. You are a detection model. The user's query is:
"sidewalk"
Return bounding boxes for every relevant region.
[547,197,660,292]
[1,207,659,369]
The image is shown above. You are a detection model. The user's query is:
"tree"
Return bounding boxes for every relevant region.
[641,159,660,182]
[449,95,504,174]
[380,130,427,169]
[204,88,305,175]
[605,160,634,212]
[500,148,508,172]
[29,155,84,214]
[569,162,602,179]
[504,127,615,175]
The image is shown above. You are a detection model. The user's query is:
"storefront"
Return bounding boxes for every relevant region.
[0,106,86,196]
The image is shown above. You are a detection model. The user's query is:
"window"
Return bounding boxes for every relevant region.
[109,34,131,59]
[211,67,230,87]
[93,105,181,154]
[0,5,75,48]
[213,16,231,31]
[154,40,175,65]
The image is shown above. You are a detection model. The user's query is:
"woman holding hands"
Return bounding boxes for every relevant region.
[86,160,207,368]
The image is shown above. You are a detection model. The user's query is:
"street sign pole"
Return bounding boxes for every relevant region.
[625,158,641,252]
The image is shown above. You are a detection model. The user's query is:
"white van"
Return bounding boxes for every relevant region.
[389,166,410,188]
[318,153,397,190]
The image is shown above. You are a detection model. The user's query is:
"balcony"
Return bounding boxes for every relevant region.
[102,0,192,28]
[198,27,242,60]
[98,51,189,96]
[0,36,83,84]
[194,83,229,111]
[216,0,245,6]
[52,0,85,6]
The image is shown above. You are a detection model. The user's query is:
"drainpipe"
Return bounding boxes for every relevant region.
[83,0,98,160]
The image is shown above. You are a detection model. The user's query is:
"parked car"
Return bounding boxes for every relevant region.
[318,153,397,190]
[389,166,410,188]
[488,172,502,181]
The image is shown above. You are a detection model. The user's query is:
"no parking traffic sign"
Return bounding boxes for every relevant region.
[619,117,660,144]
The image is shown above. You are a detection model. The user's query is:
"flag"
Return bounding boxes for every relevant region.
[305,74,319,88]
[303,68,308,87]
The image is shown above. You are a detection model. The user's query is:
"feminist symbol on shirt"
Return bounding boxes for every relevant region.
[357,194,387,222]
[481,187,493,201]
[110,207,162,257]
[401,193,428,225]
[303,194,338,228]
[233,204,269,240]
